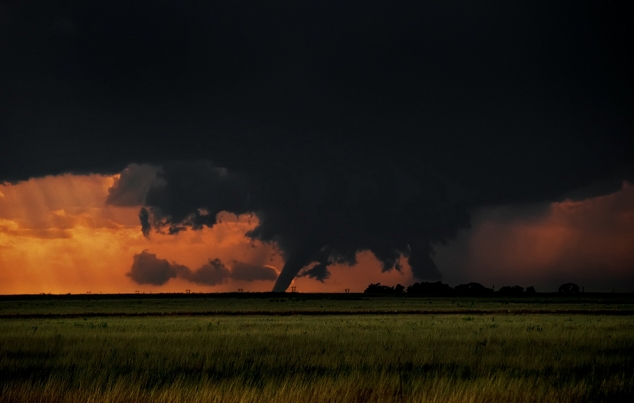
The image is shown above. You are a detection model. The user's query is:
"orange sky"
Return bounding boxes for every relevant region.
[0,174,411,294]
[1,174,633,294]
[459,182,634,291]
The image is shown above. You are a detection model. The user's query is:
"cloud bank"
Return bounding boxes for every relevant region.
[115,160,470,291]
[1,2,632,293]
[127,250,278,287]
[432,182,634,291]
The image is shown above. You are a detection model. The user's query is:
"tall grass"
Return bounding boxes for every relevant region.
[2,295,633,316]
[1,314,633,402]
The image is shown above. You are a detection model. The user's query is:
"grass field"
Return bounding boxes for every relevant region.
[1,295,633,402]
[2,293,634,316]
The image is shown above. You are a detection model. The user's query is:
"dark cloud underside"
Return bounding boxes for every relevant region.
[106,164,161,207]
[1,1,631,191]
[131,159,469,291]
[2,1,632,291]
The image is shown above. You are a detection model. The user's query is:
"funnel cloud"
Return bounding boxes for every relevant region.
[129,160,470,291]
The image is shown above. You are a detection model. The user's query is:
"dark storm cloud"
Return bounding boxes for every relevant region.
[179,258,231,286]
[106,164,161,207]
[138,208,151,238]
[1,1,631,187]
[127,252,279,286]
[230,261,278,282]
[127,250,186,286]
[298,263,331,283]
[138,159,469,291]
[140,161,251,233]
[2,2,633,290]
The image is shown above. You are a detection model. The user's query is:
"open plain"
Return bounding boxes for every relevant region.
[1,294,633,402]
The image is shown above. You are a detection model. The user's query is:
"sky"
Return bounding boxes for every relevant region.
[1,1,633,294]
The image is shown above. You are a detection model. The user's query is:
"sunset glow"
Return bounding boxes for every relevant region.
[463,182,634,291]
[1,0,631,296]
[0,174,413,294]
[1,174,633,294]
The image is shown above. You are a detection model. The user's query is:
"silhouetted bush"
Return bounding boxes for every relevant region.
[364,282,540,297]
[497,285,524,297]
[363,283,405,294]
[406,281,454,296]
[558,283,579,294]
[454,282,494,296]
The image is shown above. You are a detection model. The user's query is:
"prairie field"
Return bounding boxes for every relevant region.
[1,295,633,402]
[2,293,634,316]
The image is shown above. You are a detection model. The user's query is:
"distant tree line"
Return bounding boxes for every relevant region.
[364,281,581,296]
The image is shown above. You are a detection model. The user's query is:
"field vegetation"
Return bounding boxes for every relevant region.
[1,295,633,402]
[1,293,633,317]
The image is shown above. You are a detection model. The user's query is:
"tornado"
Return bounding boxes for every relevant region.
[126,160,473,291]
[272,242,322,292]
[272,262,300,292]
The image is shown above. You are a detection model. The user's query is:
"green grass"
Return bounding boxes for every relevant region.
[1,313,633,402]
[2,294,634,316]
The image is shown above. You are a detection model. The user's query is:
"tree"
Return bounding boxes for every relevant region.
[497,285,524,296]
[454,282,494,296]
[558,283,579,294]
[406,281,453,296]
[363,283,404,294]
[364,283,393,294]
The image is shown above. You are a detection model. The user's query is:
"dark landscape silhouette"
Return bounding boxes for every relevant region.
[365,281,582,297]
